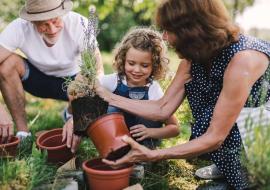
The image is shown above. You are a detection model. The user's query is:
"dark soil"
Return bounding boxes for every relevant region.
[72,95,108,136]
[106,145,131,161]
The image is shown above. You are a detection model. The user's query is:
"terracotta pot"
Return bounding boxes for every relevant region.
[36,128,74,164]
[82,158,133,190]
[0,136,20,157]
[87,113,131,160]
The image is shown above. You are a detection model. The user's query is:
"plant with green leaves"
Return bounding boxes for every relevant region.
[66,10,108,135]
[242,120,270,189]
[0,158,29,189]
[26,146,57,189]
[0,145,57,190]
[67,9,99,98]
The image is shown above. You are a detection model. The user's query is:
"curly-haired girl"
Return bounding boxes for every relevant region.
[99,27,179,149]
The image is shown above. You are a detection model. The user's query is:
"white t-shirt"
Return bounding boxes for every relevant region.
[0,11,96,77]
[99,73,164,100]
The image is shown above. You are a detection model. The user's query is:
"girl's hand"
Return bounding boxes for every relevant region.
[130,124,152,141]
[102,135,157,168]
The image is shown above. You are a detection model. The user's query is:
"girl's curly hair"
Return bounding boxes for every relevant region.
[113,27,169,81]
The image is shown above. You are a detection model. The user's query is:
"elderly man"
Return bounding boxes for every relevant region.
[0,0,103,149]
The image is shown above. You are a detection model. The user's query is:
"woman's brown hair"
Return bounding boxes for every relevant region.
[113,27,169,81]
[156,0,240,66]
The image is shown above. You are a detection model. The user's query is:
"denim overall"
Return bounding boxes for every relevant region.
[107,75,162,149]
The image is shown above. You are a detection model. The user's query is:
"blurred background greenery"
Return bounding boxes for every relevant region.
[1,0,266,52]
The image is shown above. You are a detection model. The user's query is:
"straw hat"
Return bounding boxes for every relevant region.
[19,0,73,21]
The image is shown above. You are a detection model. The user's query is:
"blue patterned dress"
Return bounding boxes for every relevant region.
[185,35,270,189]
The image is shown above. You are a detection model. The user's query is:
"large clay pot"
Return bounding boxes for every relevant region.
[36,128,74,164]
[0,136,20,157]
[82,158,133,190]
[87,113,131,160]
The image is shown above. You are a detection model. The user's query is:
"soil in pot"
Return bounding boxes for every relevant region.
[72,95,108,136]
[36,128,74,164]
[0,136,20,158]
[82,158,133,190]
[87,113,131,161]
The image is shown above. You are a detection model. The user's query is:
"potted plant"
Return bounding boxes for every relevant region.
[66,10,108,136]
[66,10,130,160]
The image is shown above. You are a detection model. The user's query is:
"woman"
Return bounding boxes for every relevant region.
[96,0,270,189]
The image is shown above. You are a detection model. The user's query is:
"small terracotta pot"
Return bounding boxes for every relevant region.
[0,136,20,157]
[82,158,133,190]
[87,113,131,160]
[36,128,74,164]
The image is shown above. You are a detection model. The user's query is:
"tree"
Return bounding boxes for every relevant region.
[223,0,255,20]
[73,0,158,51]
[0,0,256,50]
[0,0,24,30]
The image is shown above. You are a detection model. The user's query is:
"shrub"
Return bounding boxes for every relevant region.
[241,108,270,189]
[243,124,270,189]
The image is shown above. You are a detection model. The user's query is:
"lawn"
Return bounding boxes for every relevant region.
[0,51,220,190]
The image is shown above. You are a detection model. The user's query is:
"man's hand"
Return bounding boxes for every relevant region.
[62,117,81,153]
[0,105,13,143]
[102,135,157,168]
[130,124,152,142]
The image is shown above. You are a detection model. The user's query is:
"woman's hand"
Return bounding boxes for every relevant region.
[130,124,152,142]
[102,135,158,168]
[0,106,13,143]
[94,79,113,102]
[62,117,81,153]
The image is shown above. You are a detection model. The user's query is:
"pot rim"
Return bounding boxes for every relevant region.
[88,112,124,133]
[82,158,133,175]
[36,128,62,139]
[36,129,67,150]
[0,136,20,148]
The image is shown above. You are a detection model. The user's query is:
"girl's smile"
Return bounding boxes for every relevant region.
[124,47,153,87]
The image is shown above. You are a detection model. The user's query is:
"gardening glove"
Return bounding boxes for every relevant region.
[16,131,31,141]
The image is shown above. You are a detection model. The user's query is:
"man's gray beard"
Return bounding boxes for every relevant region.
[42,33,59,45]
